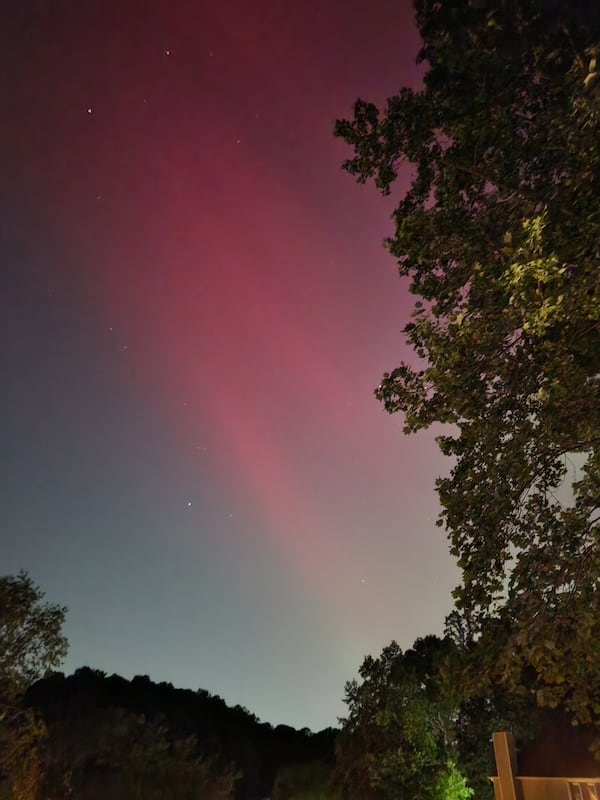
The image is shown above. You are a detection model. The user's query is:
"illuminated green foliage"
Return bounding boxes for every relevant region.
[432,759,473,800]
[335,0,600,732]
[336,637,468,800]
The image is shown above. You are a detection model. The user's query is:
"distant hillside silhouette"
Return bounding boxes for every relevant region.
[26,668,337,799]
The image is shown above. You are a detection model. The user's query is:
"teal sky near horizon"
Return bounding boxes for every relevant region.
[1,0,459,731]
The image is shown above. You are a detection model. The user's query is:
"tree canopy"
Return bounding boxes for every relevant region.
[335,0,600,728]
[0,571,68,704]
[336,636,471,800]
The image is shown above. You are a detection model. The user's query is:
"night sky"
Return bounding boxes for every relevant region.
[1,0,458,731]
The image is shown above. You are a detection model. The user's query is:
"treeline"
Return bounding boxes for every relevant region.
[3,572,600,800]
[0,572,337,800]
[17,667,337,800]
[15,629,600,800]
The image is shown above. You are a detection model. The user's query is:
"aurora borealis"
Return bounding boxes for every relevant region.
[1,0,458,731]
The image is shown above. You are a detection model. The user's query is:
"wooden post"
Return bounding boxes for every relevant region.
[493,731,521,800]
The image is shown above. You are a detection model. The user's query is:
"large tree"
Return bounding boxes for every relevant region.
[335,0,600,729]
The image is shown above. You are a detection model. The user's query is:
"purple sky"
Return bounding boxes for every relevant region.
[1,0,458,731]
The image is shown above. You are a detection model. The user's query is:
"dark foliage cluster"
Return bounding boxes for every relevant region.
[23,669,336,800]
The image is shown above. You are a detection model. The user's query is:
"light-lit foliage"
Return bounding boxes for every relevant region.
[336,637,466,800]
[0,572,67,799]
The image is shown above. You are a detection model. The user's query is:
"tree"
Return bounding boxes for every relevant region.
[442,612,542,800]
[336,637,470,800]
[0,572,67,798]
[335,0,600,730]
[0,572,68,704]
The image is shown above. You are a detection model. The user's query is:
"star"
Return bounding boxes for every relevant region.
[87,107,93,114]
[187,501,192,507]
